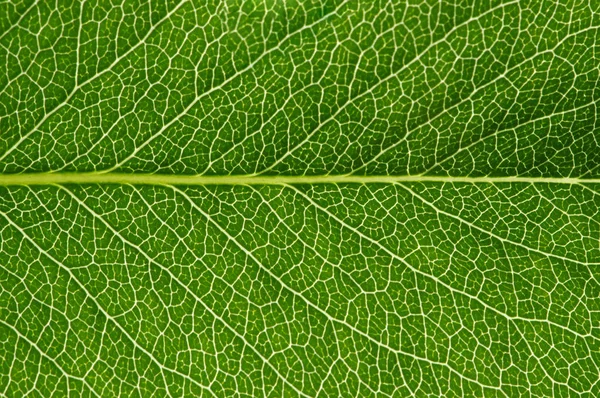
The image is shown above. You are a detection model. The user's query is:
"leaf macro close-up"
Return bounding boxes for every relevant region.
[1,0,600,396]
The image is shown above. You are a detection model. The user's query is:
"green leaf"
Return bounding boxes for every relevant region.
[0,0,599,396]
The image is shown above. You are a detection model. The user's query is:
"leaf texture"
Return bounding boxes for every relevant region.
[0,0,600,396]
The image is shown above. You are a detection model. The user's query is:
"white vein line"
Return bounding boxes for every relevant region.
[56,185,311,398]
[420,97,600,175]
[285,185,599,341]
[0,206,216,398]
[99,0,349,173]
[75,0,85,87]
[248,185,382,292]
[0,260,129,396]
[575,183,600,253]
[0,0,191,163]
[172,185,507,393]
[0,319,101,397]
[199,2,404,175]
[255,0,521,175]
[236,185,479,395]
[349,25,598,175]
[0,0,40,42]
[131,184,402,397]
[1,173,600,186]
[396,183,600,268]
[286,184,594,393]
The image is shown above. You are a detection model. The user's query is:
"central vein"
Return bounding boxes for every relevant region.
[0,173,597,185]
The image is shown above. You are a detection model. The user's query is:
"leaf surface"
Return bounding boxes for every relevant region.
[1,0,599,396]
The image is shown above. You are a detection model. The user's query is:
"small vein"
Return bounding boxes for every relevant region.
[99,0,349,173]
[173,184,508,393]
[287,184,594,393]
[0,204,216,398]
[0,0,191,163]
[397,183,600,267]
[255,0,522,175]
[56,184,312,398]
[0,319,101,398]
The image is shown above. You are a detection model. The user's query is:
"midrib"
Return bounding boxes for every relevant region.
[0,173,597,185]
